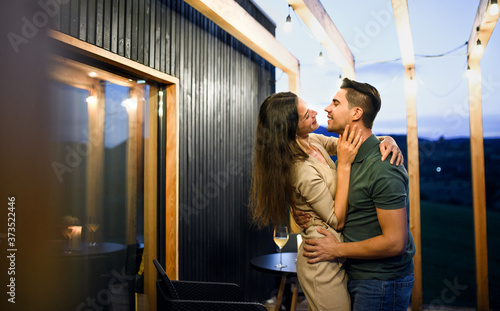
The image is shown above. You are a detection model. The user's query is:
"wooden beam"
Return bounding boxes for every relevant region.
[467,59,490,311]
[391,0,415,66]
[48,30,179,85]
[144,86,159,311]
[467,0,500,58]
[165,83,180,279]
[287,0,355,78]
[404,66,422,311]
[183,0,300,94]
[86,80,105,243]
[125,94,138,245]
[391,1,422,310]
[466,1,498,309]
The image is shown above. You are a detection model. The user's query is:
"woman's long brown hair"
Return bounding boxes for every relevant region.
[249,92,308,228]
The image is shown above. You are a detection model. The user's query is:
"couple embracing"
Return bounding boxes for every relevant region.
[250,78,415,311]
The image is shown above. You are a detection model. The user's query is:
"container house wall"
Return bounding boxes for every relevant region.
[50,0,277,301]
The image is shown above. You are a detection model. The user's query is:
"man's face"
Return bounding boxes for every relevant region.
[325,89,351,134]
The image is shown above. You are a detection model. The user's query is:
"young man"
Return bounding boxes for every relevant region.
[295,78,415,311]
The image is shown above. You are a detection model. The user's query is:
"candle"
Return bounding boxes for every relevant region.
[68,226,82,250]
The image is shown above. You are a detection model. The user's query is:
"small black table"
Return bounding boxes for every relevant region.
[251,252,300,311]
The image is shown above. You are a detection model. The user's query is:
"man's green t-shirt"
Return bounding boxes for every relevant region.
[343,134,415,280]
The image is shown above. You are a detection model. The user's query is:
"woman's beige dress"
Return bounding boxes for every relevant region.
[291,134,350,311]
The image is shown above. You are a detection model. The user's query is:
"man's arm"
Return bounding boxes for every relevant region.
[302,206,408,263]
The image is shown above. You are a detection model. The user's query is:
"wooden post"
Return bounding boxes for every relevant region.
[86,82,105,228]
[465,0,498,306]
[390,1,422,307]
[404,66,422,311]
[165,83,180,279]
[144,86,159,311]
[124,90,138,245]
[467,59,489,311]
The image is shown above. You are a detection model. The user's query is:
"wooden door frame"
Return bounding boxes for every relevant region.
[48,30,179,310]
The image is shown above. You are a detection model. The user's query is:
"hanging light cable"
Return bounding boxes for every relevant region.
[284,5,292,33]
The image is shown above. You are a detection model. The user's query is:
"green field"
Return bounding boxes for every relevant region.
[420,201,500,309]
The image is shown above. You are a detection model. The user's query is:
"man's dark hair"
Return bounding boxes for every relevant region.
[340,78,381,129]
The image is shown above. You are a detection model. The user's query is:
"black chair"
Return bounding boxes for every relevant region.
[153,259,267,311]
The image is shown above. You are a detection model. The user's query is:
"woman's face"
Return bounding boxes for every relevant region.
[296,98,319,136]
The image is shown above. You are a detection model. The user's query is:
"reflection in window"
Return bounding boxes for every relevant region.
[49,58,152,310]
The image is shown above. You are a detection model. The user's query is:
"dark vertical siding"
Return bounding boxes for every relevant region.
[52,0,276,301]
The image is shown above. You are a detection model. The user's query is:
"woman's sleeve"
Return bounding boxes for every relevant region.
[293,163,338,230]
[311,134,338,156]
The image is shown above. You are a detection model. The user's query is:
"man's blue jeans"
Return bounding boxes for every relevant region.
[347,273,414,311]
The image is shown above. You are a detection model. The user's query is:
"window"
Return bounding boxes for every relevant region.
[49,55,158,310]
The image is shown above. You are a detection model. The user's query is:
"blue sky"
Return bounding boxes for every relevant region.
[252,0,500,139]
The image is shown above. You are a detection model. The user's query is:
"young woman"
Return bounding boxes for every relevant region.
[250,92,401,311]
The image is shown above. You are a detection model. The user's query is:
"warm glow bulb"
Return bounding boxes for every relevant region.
[317,52,325,66]
[474,40,484,55]
[465,66,472,79]
[284,15,292,33]
[490,3,499,15]
[121,98,137,109]
[88,72,97,78]
[86,96,96,104]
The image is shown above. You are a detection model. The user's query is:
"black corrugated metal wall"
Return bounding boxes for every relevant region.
[51,0,277,301]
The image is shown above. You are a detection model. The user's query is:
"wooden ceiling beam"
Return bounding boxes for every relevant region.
[287,0,355,78]
[467,0,500,59]
[184,0,301,94]
[391,0,415,67]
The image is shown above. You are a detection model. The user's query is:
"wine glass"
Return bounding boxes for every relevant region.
[85,216,100,246]
[273,225,289,269]
[60,226,73,254]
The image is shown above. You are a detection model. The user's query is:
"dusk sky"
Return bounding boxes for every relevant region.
[252,0,500,139]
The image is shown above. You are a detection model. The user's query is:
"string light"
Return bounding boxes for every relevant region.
[490,0,499,15]
[86,96,96,104]
[474,38,484,55]
[121,98,137,109]
[316,51,325,66]
[284,5,292,33]
[336,75,343,90]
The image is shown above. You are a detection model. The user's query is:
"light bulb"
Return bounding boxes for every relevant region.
[465,66,472,79]
[474,39,484,55]
[284,15,292,33]
[121,98,137,109]
[317,52,325,66]
[490,0,499,15]
[86,96,96,104]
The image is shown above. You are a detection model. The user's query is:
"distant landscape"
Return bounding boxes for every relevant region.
[314,126,500,211]
[314,126,500,308]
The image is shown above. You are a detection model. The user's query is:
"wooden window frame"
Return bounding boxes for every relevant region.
[48,30,179,310]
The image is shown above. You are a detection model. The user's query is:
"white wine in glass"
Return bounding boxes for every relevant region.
[273,225,289,269]
[85,216,100,246]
